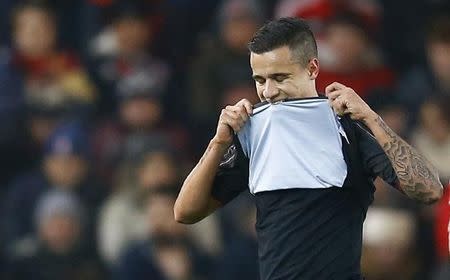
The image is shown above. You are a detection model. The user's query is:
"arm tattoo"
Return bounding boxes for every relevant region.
[375,117,443,204]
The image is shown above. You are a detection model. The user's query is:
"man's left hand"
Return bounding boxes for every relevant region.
[325,82,378,124]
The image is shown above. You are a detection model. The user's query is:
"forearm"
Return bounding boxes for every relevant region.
[364,113,443,204]
[174,138,229,223]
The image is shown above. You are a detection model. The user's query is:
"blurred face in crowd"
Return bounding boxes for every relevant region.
[155,243,192,280]
[44,154,88,188]
[250,46,319,102]
[119,97,162,131]
[419,101,450,143]
[146,194,186,237]
[222,16,259,52]
[13,6,56,58]
[137,151,177,190]
[39,214,81,254]
[115,17,150,57]
[427,41,450,88]
[29,116,60,147]
[325,23,368,72]
[378,106,407,137]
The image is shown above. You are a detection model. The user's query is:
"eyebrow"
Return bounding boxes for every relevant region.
[252,73,291,80]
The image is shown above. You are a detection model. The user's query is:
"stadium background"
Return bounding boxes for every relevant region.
[0,0,449,279]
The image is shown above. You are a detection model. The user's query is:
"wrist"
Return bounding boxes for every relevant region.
[210,137,232,152]
[362,110,380,128]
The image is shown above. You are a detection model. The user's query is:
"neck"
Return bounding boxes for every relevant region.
[300,82,319,98]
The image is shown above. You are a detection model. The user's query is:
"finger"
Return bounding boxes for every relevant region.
[226,109,247,127]
[325,82,347,95]
[231,104,249,122]
[236,99,253,115]
[222,111,245,132]
[326,89,346,101]
[220,114,239,132]
[219,109,237,124]
[223,108,241,121]
[225,106,246,122]
[331,96,348,115]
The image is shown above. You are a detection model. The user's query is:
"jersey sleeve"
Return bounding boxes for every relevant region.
[211,136,249,205]
[355,122,399,187]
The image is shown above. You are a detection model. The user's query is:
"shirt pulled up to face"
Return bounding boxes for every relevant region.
[237,97,348,194]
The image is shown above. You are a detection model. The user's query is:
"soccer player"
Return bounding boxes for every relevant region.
[174,17,443,280]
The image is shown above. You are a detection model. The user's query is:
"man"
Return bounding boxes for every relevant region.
[174,17,443,279]
[5,190,106,280]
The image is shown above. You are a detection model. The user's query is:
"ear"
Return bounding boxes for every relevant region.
[307,58,319,80]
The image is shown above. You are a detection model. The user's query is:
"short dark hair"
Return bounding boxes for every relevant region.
[248,17,318,66]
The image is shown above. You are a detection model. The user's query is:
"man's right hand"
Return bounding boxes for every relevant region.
[213,99,253,146]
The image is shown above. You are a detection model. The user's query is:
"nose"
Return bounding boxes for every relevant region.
[262,80,279,102]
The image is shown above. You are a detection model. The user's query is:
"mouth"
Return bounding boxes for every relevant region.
[270,100,284,105]
[267,98,289,104]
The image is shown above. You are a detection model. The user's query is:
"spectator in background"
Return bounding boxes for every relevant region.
[10,1,96,116]
[89,2,170,115]
[5,190,106,280]
[188,0,262,143]
[98,134,221,266]
[22,74,99,169]
[411,98,450,183]
[396,13,450,127]
[115,187,209,280]
[361,207,418,280]
[91,63,188,185]
[365,91,408,138]
[0,0,96,189]
[315,12,395,99]
[410,98,450,269]
[98,135,179,265]
[1,122,105,256]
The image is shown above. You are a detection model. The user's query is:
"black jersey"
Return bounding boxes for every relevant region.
[211,117,398,280]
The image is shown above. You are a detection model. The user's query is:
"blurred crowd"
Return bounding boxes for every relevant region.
[0,0,449,279]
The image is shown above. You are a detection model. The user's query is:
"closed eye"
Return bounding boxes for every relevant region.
[272,74,289,83]
[252,75,266,85]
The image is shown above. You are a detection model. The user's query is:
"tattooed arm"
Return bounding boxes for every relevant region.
[363,115,443,204]
[326,82,443,204]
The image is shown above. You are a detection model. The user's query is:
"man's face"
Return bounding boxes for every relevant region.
[250,46,317,103]
[13,7,56,58]
[39,215,80,254]
[137,151,177,190]
[427,41,450,87]
[115,18,149,57]
[222,17,259,52]
[44,154,88,188]
[119,97,162,130]
[325,23,367,71]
